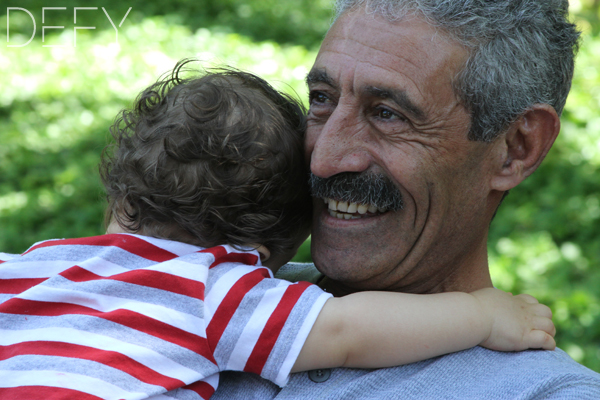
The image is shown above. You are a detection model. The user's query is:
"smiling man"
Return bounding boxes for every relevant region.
[305,13,491,295]
[213,0,600,398]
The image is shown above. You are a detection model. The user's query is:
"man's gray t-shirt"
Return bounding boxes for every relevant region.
[212,263,600,399]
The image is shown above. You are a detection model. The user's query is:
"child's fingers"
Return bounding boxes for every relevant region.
[526,330,556,351]
[544,334,557,350]
[515,293,539,304]
[533,316,556,336]
[530,303,553,319]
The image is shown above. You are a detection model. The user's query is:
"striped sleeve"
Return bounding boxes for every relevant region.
[0,252,18,262]
[0,235,221,400]
[204,245,332,387]
[0,236,332,398]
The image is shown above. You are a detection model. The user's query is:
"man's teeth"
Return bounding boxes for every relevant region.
[323,198,388,219]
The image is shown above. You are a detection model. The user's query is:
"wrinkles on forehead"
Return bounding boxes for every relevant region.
[317,8,467,123]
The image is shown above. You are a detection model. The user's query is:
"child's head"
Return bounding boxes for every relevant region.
[100,60,311,264]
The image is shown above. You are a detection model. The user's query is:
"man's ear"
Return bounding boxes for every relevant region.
[491,104,560,191]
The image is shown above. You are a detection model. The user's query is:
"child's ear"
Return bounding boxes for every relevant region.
[106,214,127,234]
[255,245,271,262]
[243,243,271,262]
[490,104,560,192]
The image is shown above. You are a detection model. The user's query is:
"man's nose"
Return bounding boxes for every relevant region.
[309,105,372,178]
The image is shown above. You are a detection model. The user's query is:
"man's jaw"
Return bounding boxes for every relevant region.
[322,197,388,220]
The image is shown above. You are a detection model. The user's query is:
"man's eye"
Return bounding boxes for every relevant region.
[376,107,405,122]
[379,109,394,119]
[310,91,329,104]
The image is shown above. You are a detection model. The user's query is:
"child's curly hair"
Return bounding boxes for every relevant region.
[99,60,312,256]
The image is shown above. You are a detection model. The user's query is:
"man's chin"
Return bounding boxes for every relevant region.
[309,199,420,288]
[311,243,397,288]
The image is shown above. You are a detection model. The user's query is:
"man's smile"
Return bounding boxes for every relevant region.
[322,197,389,219]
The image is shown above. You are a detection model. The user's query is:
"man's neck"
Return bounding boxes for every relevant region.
[318,246,494,296]
[319,274,493,297]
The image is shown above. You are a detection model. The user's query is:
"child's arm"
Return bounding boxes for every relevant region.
[291,288,555,372]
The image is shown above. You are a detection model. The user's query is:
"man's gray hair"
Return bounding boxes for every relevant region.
[334,0,581,142]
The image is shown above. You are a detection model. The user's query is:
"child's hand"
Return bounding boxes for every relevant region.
[471,288,556,352]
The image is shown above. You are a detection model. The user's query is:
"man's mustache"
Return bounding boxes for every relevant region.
[309,172,404,211]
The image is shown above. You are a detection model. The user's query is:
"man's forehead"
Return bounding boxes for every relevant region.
[322,8,466,69]
[308,9,468,109]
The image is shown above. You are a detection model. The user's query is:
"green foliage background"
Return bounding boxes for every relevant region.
[1,0,599,372]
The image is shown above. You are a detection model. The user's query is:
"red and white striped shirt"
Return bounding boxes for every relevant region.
[0,234,330,399]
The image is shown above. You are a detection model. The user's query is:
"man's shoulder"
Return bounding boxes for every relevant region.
[214,347,600,399]
[271,263,600,398]
[280,347,600,399]
[423,346,600,388]
[276,262,322,284]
